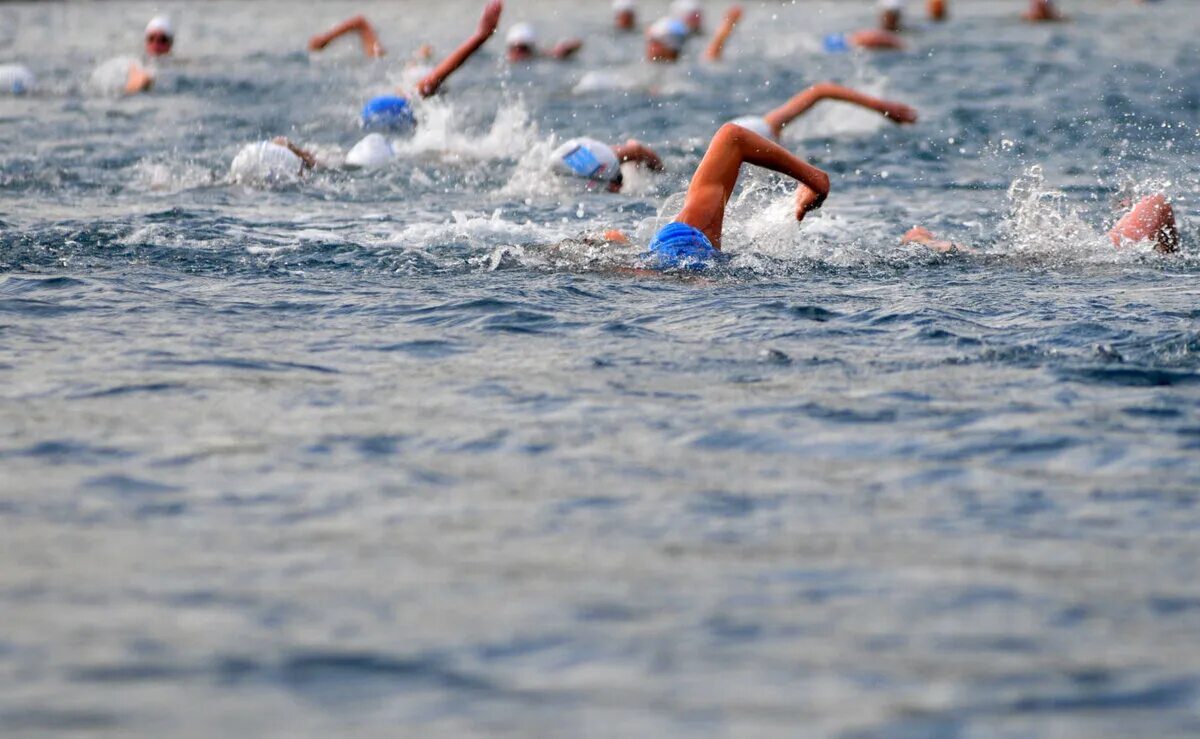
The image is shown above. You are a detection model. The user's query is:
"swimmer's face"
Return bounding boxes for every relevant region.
[615,10,636,30]
[507,43,535,61]
[646,39,679,62]
[145,32,173,57]
[681,12,702,33]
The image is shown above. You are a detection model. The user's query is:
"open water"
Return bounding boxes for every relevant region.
[2,0,1200,736]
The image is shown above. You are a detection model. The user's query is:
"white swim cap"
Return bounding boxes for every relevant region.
[344,133,395,170]
[230,141,304,185]
[550,137,622,183]
[613,0,636,12]
[89,56,150,96]
[670,0,701,19]
[506,23,537,47]
[728,115,775,141]
[647,17,689,51]
[145,15,174,36]
[0,64,35,95]
[879,0,905,8]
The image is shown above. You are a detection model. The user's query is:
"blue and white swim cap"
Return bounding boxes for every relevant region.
[647,222,720,271]
[361,95,416,132]
[823,32,850,54]
[550,137,622,184]
[647,17,689,52]
[0,64,35,95]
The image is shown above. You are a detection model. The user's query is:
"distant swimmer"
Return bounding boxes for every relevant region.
[880,0,905,32]
[548,137,664,192]
[823,29,906,53]
[614,0,638,31]
[144,16,174,58]
[230,138,317,186]
[726,82,917,142]
[1023,0,1066,22]
[903,194,1179,255]
[504,23,582,62]
[671,0,705,34]
[646,6,740,63]
[928,0,948,21]
[0,64,35,95]
[639,123,830,270]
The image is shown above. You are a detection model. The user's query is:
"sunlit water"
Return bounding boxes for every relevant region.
[2,0,1200,736]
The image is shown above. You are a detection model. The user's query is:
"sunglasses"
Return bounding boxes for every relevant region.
[146,33,173,44]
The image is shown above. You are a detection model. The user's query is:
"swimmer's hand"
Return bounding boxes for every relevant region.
[724,6,744,25]
[551,39,584,59]
[272,137,318,171]
[902,226,971,254]
[880,101,918,124]
[795,183,826,222]
[477,0,503,38]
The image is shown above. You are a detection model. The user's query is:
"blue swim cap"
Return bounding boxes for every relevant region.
[823,33,850,54]
[361,95,416,132]
[647,222,720,271]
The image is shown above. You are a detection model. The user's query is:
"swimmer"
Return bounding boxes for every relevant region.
[614,0,638,31]
[144,16,174,58]
[641,123,830,269]
[928,0,948,21]
[646,17,690,62]
[505,23,582,62]
[549,137,664,192]
[880,0,904,32]
[903,194,1179,255]
[823,29,906,52]
[308,15,386,57]
[1023,0,1066,22]
[671,0,704,34]
[727,82,917,142]
[230,137,318,185]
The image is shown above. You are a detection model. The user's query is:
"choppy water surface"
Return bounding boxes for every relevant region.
[3,0,1200,736]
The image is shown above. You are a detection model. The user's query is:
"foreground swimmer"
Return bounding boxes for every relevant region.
[1023,0,1066,22]
[727,82,917,142]
[504,23,582,62]
[903,194,1179,255]
[644,123,830,269]
[549,137,664,192]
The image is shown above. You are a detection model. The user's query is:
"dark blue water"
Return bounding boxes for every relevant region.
[2,0,1200,736]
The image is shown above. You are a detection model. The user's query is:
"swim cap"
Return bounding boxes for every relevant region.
[345,133,395,169]
[145,15,174,37]
[550,137,622,183]
[727,115,775,141]
[506,23,538,47]
[879,0,905,8]
[670,0,702,20]
[230,141,304,185]
[361,95,416,132]
[647,17,689,52]
[823,32,850,53]
[0,64,35,95]
[612,0,636,11]
[647,222,719,270]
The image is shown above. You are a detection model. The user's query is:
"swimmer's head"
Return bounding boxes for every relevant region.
[648,222,719,271]
[550,137,624,192]
[144,16,174,57]
[0,64,35,95]
[613,0,637,30]
[823,32,850,53]
[670,0,703,33]
[646,17,688,62]
[361,95,416,133]
[506,23,538,61]
[879,0,904,31]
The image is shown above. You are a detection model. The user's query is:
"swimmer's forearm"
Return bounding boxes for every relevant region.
[418,0,502,97]
[737,130,830,198]
[703,6,742,61]
[308,16,384,57]
[613,140,664,171]
[550,39,583,59]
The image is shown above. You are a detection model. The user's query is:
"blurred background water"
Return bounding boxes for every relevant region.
[2,0,1200,736]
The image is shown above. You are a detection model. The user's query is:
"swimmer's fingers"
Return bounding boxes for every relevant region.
[795,184,825,222]
[478,0,503,37]
[882,102,918,124]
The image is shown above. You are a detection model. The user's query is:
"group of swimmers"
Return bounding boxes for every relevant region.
[1,0,1180,269]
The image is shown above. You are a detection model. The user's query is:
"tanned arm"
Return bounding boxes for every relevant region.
[308,15,385,58]
[703,6,743,61]
[416,0,503,97]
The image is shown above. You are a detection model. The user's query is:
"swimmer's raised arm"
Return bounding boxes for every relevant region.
[416,0,503,97]
[703,6,743,61]
[677,123,830,248]
[612,139,664,171]
[271,137,317,170]
[549,38,584,59]
[762,82,917,137]
[308,15,385,58]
